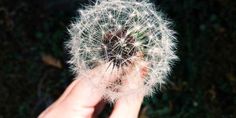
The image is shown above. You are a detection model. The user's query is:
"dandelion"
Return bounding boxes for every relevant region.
[66,0,178,102]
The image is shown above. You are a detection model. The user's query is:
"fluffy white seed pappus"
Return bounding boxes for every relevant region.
[66,0,178,102]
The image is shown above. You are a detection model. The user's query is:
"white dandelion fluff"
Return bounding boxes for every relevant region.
[66,0,178,102]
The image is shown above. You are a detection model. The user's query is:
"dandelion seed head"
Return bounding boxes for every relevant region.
[67,0,178,102]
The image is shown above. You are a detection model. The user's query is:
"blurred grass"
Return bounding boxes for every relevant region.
[0,0,236,118]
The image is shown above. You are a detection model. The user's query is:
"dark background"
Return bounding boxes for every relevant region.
[0,0,235,118]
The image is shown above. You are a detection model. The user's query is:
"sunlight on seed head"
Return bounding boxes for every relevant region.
[67,0,177,102]
[133,41,141,47]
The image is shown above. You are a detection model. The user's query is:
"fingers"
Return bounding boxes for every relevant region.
[39,60,147,118]
[38,79,80,117]
[39,63,116,118]
[109,94,144,118]
[62,62,118,108]
[109,61,147,118]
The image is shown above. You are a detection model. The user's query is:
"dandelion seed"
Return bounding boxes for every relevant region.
[67,0,178,102]
[117,25,122,29]
[134,41,141,47]
[108,14,113,19]
[149,35,154,39]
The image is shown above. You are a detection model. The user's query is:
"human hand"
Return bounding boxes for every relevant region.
[38,63,145,118]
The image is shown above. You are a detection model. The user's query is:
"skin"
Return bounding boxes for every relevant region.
[38,62,146,118]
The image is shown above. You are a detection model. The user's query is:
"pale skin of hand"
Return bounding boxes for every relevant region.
[38,63,146,118]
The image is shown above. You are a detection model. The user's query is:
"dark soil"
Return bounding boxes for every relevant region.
[0,0,235,118]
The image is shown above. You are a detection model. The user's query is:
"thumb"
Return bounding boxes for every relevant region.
[39,62,118,118]
[57,62,118,111]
